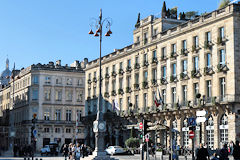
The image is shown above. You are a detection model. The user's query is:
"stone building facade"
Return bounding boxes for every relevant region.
[85,3,240,150]
[0,60,86,151]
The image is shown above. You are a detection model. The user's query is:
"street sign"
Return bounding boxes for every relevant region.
[33,129,37,137]
[139,122,143,130]
[196,110,207,117]
[189,131,195,139]
[188,117,196,126]
[196,117,207,123]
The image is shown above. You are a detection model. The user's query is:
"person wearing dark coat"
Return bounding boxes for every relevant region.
[219,144,229,160]
[196,143,209,160]
[233,140,240,160]
[63,144,69,160]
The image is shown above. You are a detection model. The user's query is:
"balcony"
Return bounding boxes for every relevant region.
[134,41,140,46]
[204,67,214,75]
[142,81,148,89]
[180,72,188,80]
[143,61,149,67]
[111,90,116,96]
[151,57,158,64]
[204,41,213,50]
[192,45,201,53]
[170,51,178,59]
[105,73,110,79]
[87,79,92,84]
[151,79,157,86]
[180,49,189,56]
[217,37,227,46]
[152,34,157,40]
[104,92,110,98]
[144,38,148,45]
[161,77,167,85]
[112,71,117,77]
[170,75,177,83]
[118,69,124,75]
[126,66,132,73]
[217,64,228,73]
[134,83,140,90]
[134,63,140,69]
[161,55,167,61]
[126,87,132,93]
[191,69,201,78]
[92,77,97,83]
[118,88,124,95]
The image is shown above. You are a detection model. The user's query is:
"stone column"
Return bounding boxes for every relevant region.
[213,114,219,149]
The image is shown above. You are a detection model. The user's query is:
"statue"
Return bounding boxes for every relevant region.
[135,13,140,28]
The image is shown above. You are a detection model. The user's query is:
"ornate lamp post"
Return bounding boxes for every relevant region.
[89,9,112,158]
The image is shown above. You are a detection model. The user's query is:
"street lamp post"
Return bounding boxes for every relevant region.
[89,9,112,159]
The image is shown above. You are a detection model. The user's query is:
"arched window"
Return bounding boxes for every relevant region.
[206,115,214,149]
[219,114,228,145]
[182,118,189,147]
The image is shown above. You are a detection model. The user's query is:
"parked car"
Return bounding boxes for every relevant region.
[105,146,125,155]
[40,145,50,155]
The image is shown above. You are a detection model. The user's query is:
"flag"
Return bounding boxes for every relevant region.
[154,92,160,107]
[113,98,120,114]
[157,88,164,105]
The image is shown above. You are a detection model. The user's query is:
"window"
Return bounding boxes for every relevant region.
[153,28,157,36]
[153,50,157,59]
[172,63,176,76]
[135,56,139,64]
[56,77,62,84]
[127,76,131,87]
[144,71,148,81]
[105,82,109,92]
[119,78,123,89]
[162,47,166,58]
[44,89,51,101]
[112,81,116,91]
[162,66,166,79]
[194,83,199,105]
[45,76,51,84]
[66,90,73,101]
[106,67,109,74]
[182,60,187,73]
[44,128,50,133]
[93,87,96,96]
[220,78,226,101]
[220,114,228,145]
[182,40,187,50]
[206,53,211,68]
[55,109,61,121]
[32,89,38,100]
[193,36,199,47]
[206,32,211,42]
[127,59,131,67]
[172,87,176,104]
[66,110,72,121]
[76,110,82,121]
[44,110,50,120]
[194,56,199,70]
[88,88,91,97]
[88,73,91,80]
[135,95,139,108]
[162,89,166,104]
[152,68,157,80]
[219,27,225,39]
[136,36,140,43]
[94,72,96,78]
[77,79,83,86]
[119,62,123,70]
[172,44,176,53]
[127,97,131,108]
[206,80,212,100]
[66,128,71,133]
[33,76,39,84]
[113,65,116,72]
[76,91,83,102]
[219,49,226,65]
[144,32,148,44]
[119,98,123,111]
[144,93,148,109]
[206,115,214,149]
[55,128,61,133]
[144,54,148,62]
[135,73,139,84]
[182,85,187,105]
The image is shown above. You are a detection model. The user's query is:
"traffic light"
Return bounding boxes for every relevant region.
[139,132,143,139]
[143,119,150,136]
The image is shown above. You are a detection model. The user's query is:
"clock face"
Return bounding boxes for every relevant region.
[99,122,105,130]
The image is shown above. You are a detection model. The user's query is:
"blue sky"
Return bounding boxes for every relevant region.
[0,0,221,71]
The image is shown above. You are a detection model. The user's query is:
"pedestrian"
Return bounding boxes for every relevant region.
[75,143,81,160]
[63,144,69,160]
[211,153,219,160]
[196,143,209,160]
[233,140,240,160]
[219,144,229,160]
[68,143,72,160]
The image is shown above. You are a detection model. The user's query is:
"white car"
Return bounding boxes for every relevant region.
[105,146,125,155]
[40,145,50,155]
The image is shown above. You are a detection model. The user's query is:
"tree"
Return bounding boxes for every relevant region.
[125,137,140,149]
[218,0,230,9]
[185,11,198,19]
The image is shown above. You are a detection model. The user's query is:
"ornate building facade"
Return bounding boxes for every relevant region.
[85,2,240,150]
[0,60,86,151]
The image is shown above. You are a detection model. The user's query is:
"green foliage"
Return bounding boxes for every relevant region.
[130,127,134,138]
[218,0,230,9]
[125,137,140,148]
[185,11,198,19]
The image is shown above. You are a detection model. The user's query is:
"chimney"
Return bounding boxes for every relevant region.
[56,60,61,66]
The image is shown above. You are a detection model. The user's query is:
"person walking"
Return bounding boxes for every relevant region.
[196,143,209,160]
[75,143,81,160]
[63,144,69,160]
[233,140,240,160]
[219,144,229,160]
